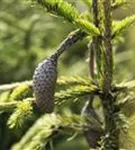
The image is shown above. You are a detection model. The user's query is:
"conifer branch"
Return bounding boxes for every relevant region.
[37,0,80,22]
[7,100,33,129]
[57,76,91,86]
[0,81,32,93]
[0,1,135,149]
[9,84,33,101]
[11,113,84,150]
[34,0,100,35]
[55,85,99,106]
[0,85,99,112]
[112,15,135,38]
[114,80,135,91]
[52,29,86,59]
[0,76,90,93]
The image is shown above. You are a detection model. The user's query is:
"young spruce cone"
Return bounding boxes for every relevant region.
[33,56,57,113]
[33,29,86,113]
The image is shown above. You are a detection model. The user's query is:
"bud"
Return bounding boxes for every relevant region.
[33,56,57,113]
[82,97,104,148]
[84,128,103,148]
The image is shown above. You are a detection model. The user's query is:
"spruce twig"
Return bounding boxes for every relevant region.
[0,85,99,113]
[1,78,135,93]
[35,0,100,35]
[0,76,91,93]
[112,15,135,38]
[7,100,33,129]
[0,76,89,93]
[0,81,32,93]
[11,113,84,150]
[51,29,86,59]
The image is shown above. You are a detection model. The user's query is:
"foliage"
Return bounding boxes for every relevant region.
[35,0,100,35]
[113,15,135,38]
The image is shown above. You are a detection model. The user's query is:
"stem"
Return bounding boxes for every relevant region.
[51,29,86,60]
[101,93,119,150]
[92,0,102,79]
[102,0,113,92]
[88,42,95,78]
[0,84,100,113]
[83,0,103,149]
[101,0,119,149]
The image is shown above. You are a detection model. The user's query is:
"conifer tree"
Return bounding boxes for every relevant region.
[0,0,135,150]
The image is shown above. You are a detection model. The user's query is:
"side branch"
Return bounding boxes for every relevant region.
[0,81,32,93]
[52,29,86,59]
[35,0,100,35]
[102,0,113,92]
[0,85,100,112]
[0,76,91,93]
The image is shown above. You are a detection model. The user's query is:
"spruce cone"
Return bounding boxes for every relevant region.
[33,56,57,113]
[33,30,86,113]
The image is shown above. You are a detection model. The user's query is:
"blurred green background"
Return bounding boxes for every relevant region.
[0,0,135,150]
